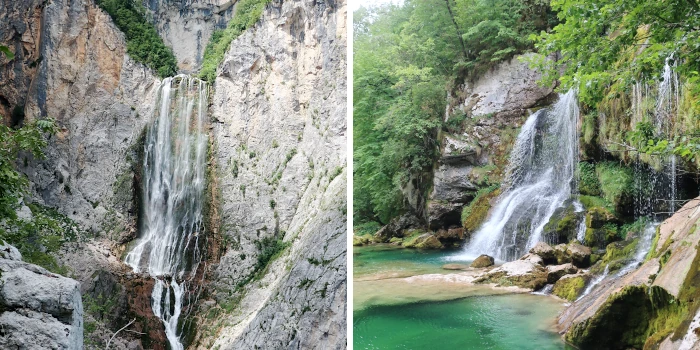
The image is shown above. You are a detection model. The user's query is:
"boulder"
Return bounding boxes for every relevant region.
[471,254,495,268]
[475,259,548,290]
[519,253,544,266]
[353,235,372,246]
[374,213,422,242]
[0,248,83,349]
[567,243,592,267]
[530,242,555,262]
[546,263,578,284]
[404,233,443,250]
[0,241,22,261]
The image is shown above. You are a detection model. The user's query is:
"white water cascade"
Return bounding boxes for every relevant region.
[616,222,659,277]
[124,75,208,350]
[461,90,580,261]
[577,265,609,301]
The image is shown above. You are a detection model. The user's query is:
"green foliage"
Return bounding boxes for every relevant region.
[0,45,14,60]
[0,118,56,220]
[95,0,177,77]
[199,0,271,82]
[353,0,554,225]
[461,184,500,232]
[253,236,289,277]
[577,162,601,196]
[596,161,634,210]
[353,221,382,236]
[0,204,80,275]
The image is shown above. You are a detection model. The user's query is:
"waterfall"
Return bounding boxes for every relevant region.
[124,75,208,350]
[577,265,609,301]
[462,90,579,261]
[616,222,659,277]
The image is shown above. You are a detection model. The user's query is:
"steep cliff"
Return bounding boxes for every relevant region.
[1,0,346,348]
[143,0,235,72]
[194,0,347,347]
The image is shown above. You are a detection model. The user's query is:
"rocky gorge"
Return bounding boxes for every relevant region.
[354,46,700,349]
[0,0,346,348]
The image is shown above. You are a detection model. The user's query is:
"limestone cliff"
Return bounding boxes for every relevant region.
[143,0,235,72]
[1,0,346,348]
[195,0,347,347]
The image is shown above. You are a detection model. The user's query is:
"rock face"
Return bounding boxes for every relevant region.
[143,0,235,72]
[0,245,83,349]
[200,0,347,348]
[424,53,556,231]
[558,198,700,349]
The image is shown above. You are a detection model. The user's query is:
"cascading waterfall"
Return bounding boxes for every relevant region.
[577,265,609,301]
[616,222,659,277]
[630,54,681,215]
[124,75,208,350]
[461,90,579,261]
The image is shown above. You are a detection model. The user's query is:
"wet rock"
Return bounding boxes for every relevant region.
[546,263,578,284]
[552,273,589,301]
[435,227,465,244]
[471,254,495,268]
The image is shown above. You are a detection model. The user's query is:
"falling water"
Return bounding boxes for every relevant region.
[124,75,208,350]
[577,265,609,301]
[616,222,659,277]
[656,55,680,213]
[461,90,579,261]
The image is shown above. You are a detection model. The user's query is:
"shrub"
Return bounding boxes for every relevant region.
[95,0,178,78]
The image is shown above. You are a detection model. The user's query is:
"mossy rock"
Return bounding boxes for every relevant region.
[584,224,619,248]
[564,285,682,350]
[585,206,618,229]
[352,235,372,246]
[590,240,638,274]
[553,274,589,301]
[595,162,635,216]
[404,233,443,249]
[543,203,580,244]
[388,237,403,245]
[462,187,500,233]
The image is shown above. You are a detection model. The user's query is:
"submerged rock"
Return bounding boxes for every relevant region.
[442,263,471,271]
[471,254,495,268]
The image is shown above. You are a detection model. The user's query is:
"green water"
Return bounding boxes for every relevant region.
[354,245,570,349]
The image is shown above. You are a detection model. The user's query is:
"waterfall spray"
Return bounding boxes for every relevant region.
[125,75,208,350]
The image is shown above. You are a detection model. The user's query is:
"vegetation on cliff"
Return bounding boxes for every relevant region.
[96,0,178,78]
[199,0,271,83]
[534,0,700,165]
[353,0,555,226]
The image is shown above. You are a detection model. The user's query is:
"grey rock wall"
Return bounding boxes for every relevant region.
[200,0,347,347]
[142,0,235,72]
[0,243,83,350]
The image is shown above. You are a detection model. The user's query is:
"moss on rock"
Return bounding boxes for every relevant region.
[553,274,589,301]
[461,185,500,233]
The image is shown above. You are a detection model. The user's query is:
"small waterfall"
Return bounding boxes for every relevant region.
[463,90,579,261]
[124,75,208,350]
[616,222,659,277]
[577,265,609,301]
[532,284,554,296]
[573,201,586,242]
